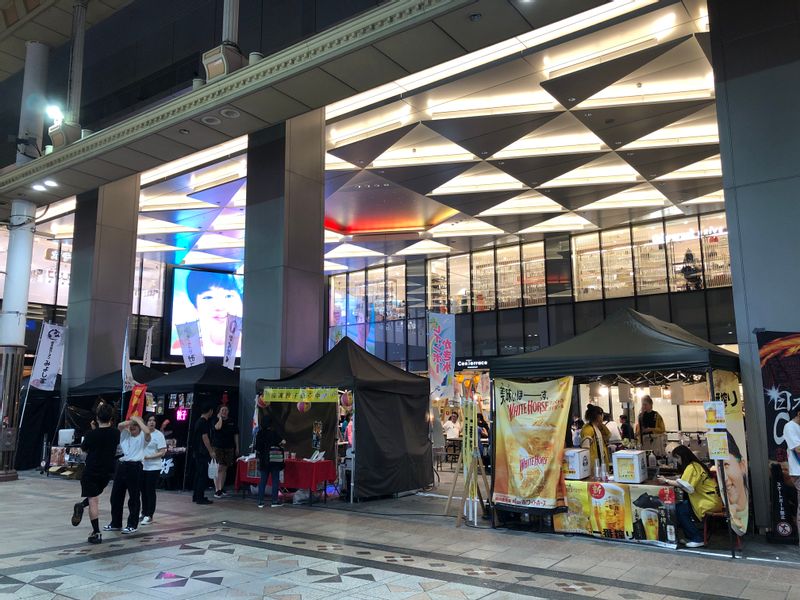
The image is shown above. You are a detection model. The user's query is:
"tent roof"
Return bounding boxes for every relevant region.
[256,336,428,395]
[146,362,238,394]
[69,365,165,396]
[490,308,739,379]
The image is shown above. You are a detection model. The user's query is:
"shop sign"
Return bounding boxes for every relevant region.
[706,431,729,460]
[456,358,489,369]
[703,400,726,429]
[492,377,572,508]
[261,387,339,403]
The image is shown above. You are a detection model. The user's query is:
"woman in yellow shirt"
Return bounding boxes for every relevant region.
[581,405,610,475]
[660,445,723,548]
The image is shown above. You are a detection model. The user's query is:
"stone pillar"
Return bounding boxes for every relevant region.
[239,109,325,443]
[63,176,139,389]
[16,41,49,165]
[0,199,36,480]
[709,0,800,529]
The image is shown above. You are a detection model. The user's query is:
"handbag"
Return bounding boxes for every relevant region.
[207,459,219,479]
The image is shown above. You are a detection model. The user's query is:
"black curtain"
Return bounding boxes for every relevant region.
[353,386,433,498]
[15,395,61,470]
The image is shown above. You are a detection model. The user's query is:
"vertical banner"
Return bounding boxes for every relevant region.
[756,331,800,543]
[712,370,749,537]
[122,317,137,392]
[427,312,455,400]
[142,326,154,368]
[176,320,205,368]
[222,314,241,370]
[29,323,66,391]
[126,384,148,420]
[492,377,573,508]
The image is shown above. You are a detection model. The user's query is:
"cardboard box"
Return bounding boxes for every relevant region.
[612,450,647,483]
[563,448,590,480]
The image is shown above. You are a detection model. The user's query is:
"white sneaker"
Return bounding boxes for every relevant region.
[258,503,265,508]
[685,540,705,548]
[121,527,137,535]
[140,516,152,526]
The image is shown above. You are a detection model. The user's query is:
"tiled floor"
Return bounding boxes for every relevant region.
[0,473,798,599]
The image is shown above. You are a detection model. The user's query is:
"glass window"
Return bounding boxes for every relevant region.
[56,241,72,306]
[406,259,426,319]
[602,228,633,299]
[367,267,385,322]
[132,256,142,313]
[548,303,574,344]
[498,308,523,355]
[522,242,545,306]
[386,264,406,320]
[496,245,521,309]
[665,216,702,292]
[545,234,573,303]
[29,236,60,304]
[386,320,405,362]
[472,312,497,356]
[0,229,7,295]
[670,291,708,339]
[427,258,448,312]
[347,271,366,324]
[524,306,547,351]
[574,301,603,334]
[329,274,347,327]
[471,250,495,312]
[366,321,386,359]
[707,287,736,345]
[328,325,345,350]
[140,258,165,317]
[346,323,366,346]
[455,313,472,357]
[701,212,731,288]
[632,222,668,295]
[448,254,470,314]
[406,318,424,361]
[572,233,602,301]
[636,293,670,321]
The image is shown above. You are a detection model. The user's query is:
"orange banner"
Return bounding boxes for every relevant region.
[126,384,148,420]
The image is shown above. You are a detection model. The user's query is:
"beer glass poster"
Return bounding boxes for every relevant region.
[492,377,572,508]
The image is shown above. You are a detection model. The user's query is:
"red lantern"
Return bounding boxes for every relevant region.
[340,391,353,408]
[297,401,311,413]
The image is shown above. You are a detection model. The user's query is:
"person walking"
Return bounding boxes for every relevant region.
[104,415,150,535]
[192,403,215,505]
[211,404,239,498]
[255,418,285,508]
[71,402,120,544]
[140,414,167,525]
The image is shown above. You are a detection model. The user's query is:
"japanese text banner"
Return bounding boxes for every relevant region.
[262,388,339,403]
[427,312,455,400]
[493,377,573,508]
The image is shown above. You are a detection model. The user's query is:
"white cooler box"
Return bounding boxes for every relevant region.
[612,450,647,483]
[562,448,590,480]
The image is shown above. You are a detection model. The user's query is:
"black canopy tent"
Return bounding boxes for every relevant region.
[256,337,433,499]
[146,363,239,490]
[15,376,61,470]
[69,365,166,398]
[490,309,739,381]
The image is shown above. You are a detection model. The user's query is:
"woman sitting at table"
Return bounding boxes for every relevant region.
[659,445,723,548]
[581,405,610,473]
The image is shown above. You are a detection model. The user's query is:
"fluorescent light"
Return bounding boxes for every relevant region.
[395,240,452,255]
[139,193,218,211]
[181,251,239,265]
[189,159,246,191]
[325,243,384,259]
[194,233,244,250]
[140,136,247,186]
[427,93,555,119]
[36,196,76,223]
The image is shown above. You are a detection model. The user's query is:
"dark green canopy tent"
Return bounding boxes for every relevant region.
[490,309,739,380]
[69,365,165,397]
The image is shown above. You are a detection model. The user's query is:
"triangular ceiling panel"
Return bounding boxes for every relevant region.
[541,36,690,109]
[369,162,474,195]
[489,152,606,188]
[573,100,714,149]
[651,177,724,204]
[187,178,245,207]
[621,143,719,180]
[430,190,521,216]
[424,112,559,158]
[141,208,222,230]
[430,162,527,195]
[537,182,639,211]
[370,123,477,167]
[695,32,712,64]
[327,124,416,167]
[578,207,660,229]
[477,214,552,234]
[479,191,565,217]
[326,169,361,198]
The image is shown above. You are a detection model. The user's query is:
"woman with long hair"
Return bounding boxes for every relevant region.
[140,414,167,525]
[581,404,610,472]
[659,445,723,548]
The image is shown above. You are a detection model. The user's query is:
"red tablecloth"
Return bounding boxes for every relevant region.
[235,457,336,491]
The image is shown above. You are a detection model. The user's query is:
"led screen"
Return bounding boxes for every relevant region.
[170,267,243,358]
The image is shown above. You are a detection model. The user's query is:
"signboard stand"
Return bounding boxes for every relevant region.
[444,446,490,527]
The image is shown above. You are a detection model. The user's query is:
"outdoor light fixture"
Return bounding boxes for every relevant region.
[45,105,64,126]
[32,184,46,192]
[43,180,57,187]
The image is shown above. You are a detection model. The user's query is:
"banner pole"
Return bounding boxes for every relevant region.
[708,368,737,559]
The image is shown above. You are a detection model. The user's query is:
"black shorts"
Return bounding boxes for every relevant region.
[80,472,111,498]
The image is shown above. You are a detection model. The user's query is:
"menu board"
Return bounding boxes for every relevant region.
[554,481,679,549]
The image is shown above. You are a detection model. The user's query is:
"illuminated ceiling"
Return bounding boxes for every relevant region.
[38,0,723,274]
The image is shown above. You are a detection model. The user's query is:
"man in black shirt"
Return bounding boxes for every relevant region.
[211,404,239,497]
[71,403,120,544]
[192,403,215,505]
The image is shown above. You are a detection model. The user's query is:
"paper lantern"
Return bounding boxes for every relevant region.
[256,394,268,408]
[297,401,311,413]
[340,391,353,408]
[455,373,465,384]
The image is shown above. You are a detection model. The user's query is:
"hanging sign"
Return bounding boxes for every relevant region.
[142,326,154,368]
[712,370,749,537]
[222,314,241,370]
[492,376,573,508]
[706,431,729,460]
[176,320,205,368]
[126,384,148,420]
[30,323,65,391]
[262,387,339,403]
[703,400,726,429]
[427,312,455,400]
[122,317,137,392]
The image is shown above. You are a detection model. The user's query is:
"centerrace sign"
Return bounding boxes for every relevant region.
[456,358,489,370]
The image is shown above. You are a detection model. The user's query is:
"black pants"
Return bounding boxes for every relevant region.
[193,454,210,502]
[140,470,160,518]
[110,461,143,529]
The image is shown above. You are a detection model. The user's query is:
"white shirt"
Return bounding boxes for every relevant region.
[605,420,622,443]
[119,429,147,463]
[784,419,800,477]
[443,420,461,440]
[143,430,167,471]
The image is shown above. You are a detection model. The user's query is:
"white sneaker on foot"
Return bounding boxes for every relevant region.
[140,516,152,525]
[121,526,137,535]
[685,540,705,548]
